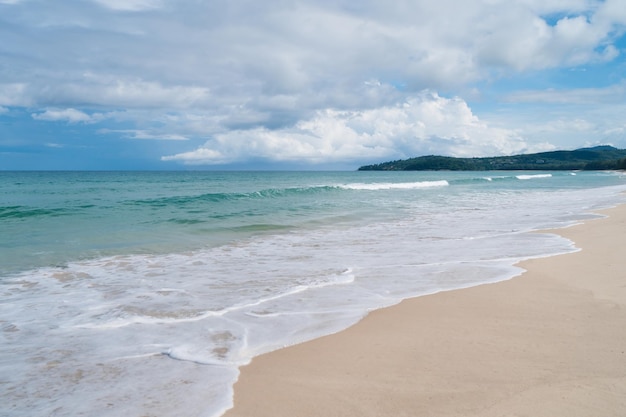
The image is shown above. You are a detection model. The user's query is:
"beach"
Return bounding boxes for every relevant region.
[3,171,625,416]
[225,204,626,417]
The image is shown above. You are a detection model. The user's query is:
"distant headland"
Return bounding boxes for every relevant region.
[358,146,626,171]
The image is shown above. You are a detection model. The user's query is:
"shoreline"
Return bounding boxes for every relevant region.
[224,205,626,417]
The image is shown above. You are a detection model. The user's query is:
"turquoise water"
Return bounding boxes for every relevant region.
[2,171,393,275]
[1,170,625,416]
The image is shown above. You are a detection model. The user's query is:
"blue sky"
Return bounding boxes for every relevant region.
[1,0,625,170]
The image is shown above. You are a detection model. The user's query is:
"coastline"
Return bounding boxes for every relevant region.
[224,204,626,417]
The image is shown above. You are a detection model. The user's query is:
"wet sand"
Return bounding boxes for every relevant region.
[224,205,626,417]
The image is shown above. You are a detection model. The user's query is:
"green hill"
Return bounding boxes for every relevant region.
[358,146,626,171]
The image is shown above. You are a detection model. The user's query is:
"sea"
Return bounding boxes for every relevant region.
[2,170,625,417]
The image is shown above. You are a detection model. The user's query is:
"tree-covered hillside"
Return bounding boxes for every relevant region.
[358,146,626,171]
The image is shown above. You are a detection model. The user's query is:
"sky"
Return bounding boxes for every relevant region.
[1,0,625,170]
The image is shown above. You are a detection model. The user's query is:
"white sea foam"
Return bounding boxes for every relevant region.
[338,180,449,190]
[482,175,509,181]
[516,174,553,180]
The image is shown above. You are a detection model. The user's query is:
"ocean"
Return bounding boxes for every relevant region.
[1,170,625,416]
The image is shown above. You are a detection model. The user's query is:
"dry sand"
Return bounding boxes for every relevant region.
[224,205,626,417]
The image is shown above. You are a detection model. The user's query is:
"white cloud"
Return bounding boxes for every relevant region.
[504,82,626,104]
[35,75,213,110]
[0,76,212,114]
[479,88,626,151]
[474,6,620,71]
[604,126,626,135]
[2,0,626,167]
[32,108,100,123]
[99,129,189,141]
[162,92,538,165]
[0,83,32,107]
[83,77,211,109]
[3,0,624,110]
[91,0,163,12]
[161,148,226,164]
[594,0,626,27]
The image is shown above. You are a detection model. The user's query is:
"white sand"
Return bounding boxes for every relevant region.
[225,206,626,417]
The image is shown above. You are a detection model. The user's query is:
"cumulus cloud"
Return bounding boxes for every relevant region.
[162,92,538,165]
[474,5,622,71]
[2,0,626,166]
